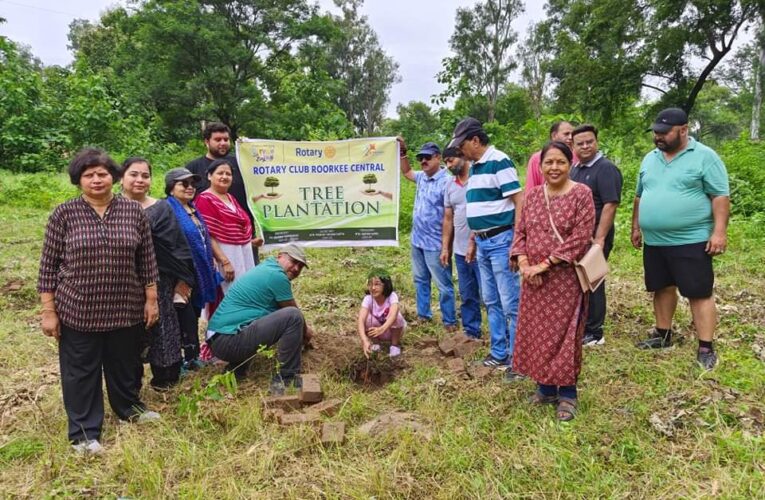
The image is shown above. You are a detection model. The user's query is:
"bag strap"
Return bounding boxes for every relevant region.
[543,184,565,244]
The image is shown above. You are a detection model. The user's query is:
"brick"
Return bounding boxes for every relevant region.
[300,373,323,403]
[470,365,493,380]
[438,337,458,356]
[279,412,322,426]
[321,422,346,445]
[446,358,466,375]
[454,339,482,359]
[418,337,439,348]
[305,398,343,417]
[263,408,285,422]
[263,395,301,411]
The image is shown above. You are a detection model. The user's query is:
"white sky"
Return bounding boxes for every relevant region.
[0,0,546,117]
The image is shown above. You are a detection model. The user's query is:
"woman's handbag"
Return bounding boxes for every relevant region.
[543,185,608,292]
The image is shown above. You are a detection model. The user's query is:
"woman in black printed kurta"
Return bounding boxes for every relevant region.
[38,148,161,454]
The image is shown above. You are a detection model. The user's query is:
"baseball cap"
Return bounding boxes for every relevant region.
[279,243,309,268]
[416,142,441,159]
[164,167,201,194]
[649,107,688,133]
[448,117,483,148]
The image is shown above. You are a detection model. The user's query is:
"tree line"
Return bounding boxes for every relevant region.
[1,0,765,176]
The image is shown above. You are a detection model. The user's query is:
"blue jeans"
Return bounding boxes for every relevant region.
[475,229,520,362]
[455,253,482,337]
[411,246,456,326]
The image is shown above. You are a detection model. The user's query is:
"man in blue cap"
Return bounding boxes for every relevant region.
[399,138,457,332]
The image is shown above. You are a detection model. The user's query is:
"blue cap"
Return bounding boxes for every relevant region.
[416,142,441,159]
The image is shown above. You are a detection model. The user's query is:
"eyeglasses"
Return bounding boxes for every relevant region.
[176,179,196,188]
[416,155,433,162]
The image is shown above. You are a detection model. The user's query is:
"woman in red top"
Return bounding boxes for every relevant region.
[195,159,263,294]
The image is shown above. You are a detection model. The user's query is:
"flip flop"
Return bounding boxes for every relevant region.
[556,397,577,421]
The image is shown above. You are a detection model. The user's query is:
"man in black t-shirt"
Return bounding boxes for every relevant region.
[185,122,260,263]
[570,124,623,346]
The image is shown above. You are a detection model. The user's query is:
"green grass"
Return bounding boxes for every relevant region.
[1,194,764,497]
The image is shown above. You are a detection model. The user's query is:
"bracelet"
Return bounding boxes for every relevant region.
[145,283,156,288]
[41,308,56,313]
[546,257,555,267]
[222,260,231,266]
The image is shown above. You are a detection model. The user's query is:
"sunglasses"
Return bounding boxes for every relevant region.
[416,154,433,162]
[176,179,196,188]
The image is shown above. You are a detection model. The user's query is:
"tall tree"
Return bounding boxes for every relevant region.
[542,0,761,125]
[437,0,524,122]
[518,24,548,119]
[326,0,399,135]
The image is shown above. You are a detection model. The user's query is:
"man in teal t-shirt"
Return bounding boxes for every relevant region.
[207,243,314,393]
[631,108,730,370]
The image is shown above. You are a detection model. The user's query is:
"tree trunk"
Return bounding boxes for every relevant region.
[751,40,765,140]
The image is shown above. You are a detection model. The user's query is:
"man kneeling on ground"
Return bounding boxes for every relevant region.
[206,243,315,394]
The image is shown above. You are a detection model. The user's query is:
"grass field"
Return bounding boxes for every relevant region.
[1,180,764,498]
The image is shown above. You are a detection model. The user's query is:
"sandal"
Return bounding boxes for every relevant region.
[528,391,558,405]
[556,397,577,421]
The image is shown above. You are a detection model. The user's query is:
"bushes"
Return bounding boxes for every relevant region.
[719,136,765,216]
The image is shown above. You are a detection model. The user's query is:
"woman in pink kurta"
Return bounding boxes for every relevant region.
[510,141,595,421]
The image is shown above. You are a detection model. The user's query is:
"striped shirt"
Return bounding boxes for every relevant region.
[195,191,253,245]
[466,146,521,230]
[37,195,159,332]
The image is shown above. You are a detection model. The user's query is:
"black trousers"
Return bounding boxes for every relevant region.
[209,307,304,379]
[177,302,200,362]
[59,323,146,444]
[585,229,614,338]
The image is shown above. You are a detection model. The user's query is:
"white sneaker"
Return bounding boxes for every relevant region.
[72,439,104,455]
[389,345,402,358]
[136,410,161,424]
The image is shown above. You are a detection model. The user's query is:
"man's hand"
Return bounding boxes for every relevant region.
[303,325,315,348]
[251,237,264,248]
[706,231,727,256]
[396,136,407,156]
[631,227,642,249]
[465,240,476,263]
[174,281,192,303]
[439,249,450,267]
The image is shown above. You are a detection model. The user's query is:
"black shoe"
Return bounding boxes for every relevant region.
[697,348,717,370]
[582,333,605,346]
[502,370,526,384]
[636,329,672,349]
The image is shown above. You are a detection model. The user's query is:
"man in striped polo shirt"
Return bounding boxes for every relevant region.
[449,118,523,377]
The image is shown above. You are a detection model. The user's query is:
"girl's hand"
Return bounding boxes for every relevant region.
[368,327,384,338]
[41,310,60,341]
[362,338,372,358]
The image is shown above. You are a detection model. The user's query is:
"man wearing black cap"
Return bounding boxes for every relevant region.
[631,108,730,370]
[400,139,457,332]
[185,122,261,263]
[205,243,314,394]
[448,118,523,377]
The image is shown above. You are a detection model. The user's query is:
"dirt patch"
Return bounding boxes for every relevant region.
[347,357,400,388]
[358,411,432,440]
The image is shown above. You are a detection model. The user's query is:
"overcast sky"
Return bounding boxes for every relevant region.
[0,0,546,117]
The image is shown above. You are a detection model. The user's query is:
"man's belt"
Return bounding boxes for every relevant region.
[474,224,513,240]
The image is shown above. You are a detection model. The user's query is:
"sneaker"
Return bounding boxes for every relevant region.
[136,410,161,424]
[72,439,104,455]
[389,345,402,358]
[697,348,718,370]
[635,329,673,349]
[583,333,605,346]
[502,370,526,383]
[482,355,511,371]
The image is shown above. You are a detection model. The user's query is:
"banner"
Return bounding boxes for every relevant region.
[236,137,400,249]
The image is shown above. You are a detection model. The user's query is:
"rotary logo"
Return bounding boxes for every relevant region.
[252,145,275,162]
[362,143,383,157]
[324,145,337,159]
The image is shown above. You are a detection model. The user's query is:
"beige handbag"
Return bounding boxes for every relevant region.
[543,185,608,292]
